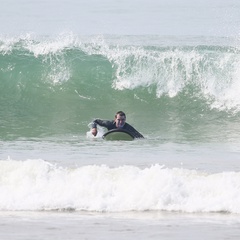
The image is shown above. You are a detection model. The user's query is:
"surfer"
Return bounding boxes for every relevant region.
[91,111,144,138]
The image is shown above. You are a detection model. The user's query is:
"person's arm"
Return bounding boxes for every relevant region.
[132,129,144,138]
[91,120,97,136]
[91,127,98,136]
[91,119,113,136]
[124,123,144,139]
[134,131,144,138]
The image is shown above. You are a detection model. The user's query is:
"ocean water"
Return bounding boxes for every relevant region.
[1,0,240,239]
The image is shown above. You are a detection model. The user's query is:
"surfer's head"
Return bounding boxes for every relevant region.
[114,111,126,128]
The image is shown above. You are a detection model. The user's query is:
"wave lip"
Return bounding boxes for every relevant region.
[1,35,240,109]
[0,159,240,213]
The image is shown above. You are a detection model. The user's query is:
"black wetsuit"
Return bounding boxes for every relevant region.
[92,119,144,139]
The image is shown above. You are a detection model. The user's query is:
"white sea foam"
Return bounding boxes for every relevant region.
[79,35,240,111]
[0,159,240,213]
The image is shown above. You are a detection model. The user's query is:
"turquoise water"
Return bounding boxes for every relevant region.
[1,35,240,142]
[1,0,240,239]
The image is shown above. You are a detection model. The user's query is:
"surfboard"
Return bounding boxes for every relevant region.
[102,129,135,141]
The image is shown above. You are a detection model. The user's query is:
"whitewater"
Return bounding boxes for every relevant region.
[1,0,240,239]
[1,159,240,214]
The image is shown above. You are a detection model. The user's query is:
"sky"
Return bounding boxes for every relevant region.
[1,0,240,36]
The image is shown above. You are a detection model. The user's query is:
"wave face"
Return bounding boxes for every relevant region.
[0,159,240,213]
[1,34,240,141]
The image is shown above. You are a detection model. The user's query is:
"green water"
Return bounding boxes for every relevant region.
[1,35,240,142]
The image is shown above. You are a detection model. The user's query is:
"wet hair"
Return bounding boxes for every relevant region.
[115,111,126,118]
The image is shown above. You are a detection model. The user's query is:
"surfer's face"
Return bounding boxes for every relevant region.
[115,114,126,128]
